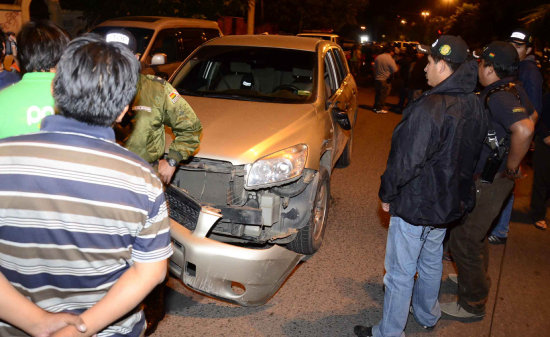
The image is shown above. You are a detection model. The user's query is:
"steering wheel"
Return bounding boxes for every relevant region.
[273,84,300,94]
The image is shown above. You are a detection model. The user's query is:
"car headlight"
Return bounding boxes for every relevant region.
[246,144,308,188]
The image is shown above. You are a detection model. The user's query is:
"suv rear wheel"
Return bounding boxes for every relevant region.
[287,168,330,254]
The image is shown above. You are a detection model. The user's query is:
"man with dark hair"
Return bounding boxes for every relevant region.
[0,29,20,90]
[106,29,202,185]
[0,21,69,138]
[442,41,535,319]
[508,28,546,231]
[372,45,398,114]
[488,28,545,242]
[0,34,172,337]
[354,35,487,337]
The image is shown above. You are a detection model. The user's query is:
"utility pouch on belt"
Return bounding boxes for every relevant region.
[480,130,508,183]
[479,82,519,184]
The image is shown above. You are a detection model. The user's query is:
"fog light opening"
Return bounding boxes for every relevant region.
[185,262,196,277]
[230,281,246,295]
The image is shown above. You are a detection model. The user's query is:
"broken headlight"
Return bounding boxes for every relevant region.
[246,144,308,188]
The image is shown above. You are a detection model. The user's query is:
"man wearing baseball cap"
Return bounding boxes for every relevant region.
[106,28,202,186]
[487,29,545,242]
[354,35,487,336]
[443,41,536,320]
[509,28,546,232]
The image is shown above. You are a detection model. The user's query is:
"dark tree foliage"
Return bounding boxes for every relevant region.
[59,0,229,27]
[258,0,368,35]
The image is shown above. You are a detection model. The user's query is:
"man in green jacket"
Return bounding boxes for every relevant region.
[106,29,202,335]
[107,29,202,184]
[0,21,69,138]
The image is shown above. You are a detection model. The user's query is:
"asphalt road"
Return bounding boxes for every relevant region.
[152,86,550,337]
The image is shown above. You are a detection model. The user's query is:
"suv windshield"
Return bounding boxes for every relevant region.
[171,45,316,103]
[91,26,153,57]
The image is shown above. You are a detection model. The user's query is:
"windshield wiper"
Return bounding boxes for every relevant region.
[200,92,268,102]
[176,88,204,97]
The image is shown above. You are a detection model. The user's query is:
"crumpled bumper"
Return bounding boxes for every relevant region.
[169,207,303,306]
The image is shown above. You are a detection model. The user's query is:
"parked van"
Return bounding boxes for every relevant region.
[393,40,419,52]
[92,16,222,79]
[297,33,340,44]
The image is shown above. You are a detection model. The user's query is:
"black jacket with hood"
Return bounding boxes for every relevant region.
[379,59,488,226]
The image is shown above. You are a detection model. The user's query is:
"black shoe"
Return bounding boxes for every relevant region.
[354,325,373,337]
[145,319,160,336]
[488,235,507,245]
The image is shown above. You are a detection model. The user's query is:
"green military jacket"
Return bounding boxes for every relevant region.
[124,74,202,163]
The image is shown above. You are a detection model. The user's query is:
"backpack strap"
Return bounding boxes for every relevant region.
[484,82,520,109]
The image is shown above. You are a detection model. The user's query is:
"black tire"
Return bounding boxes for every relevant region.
[335,134,353,168]
[287,168,330,254]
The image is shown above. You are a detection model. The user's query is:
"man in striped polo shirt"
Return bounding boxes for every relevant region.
[0,34,172,337]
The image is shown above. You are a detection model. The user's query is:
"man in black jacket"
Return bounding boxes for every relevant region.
[354,36,487,337]
[442,41,535,320]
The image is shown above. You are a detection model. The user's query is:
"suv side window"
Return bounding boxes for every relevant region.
[330,48,348,83]
[324,51,340,97]
[180,28,221,61]
[151,28,183,64]
[151,28,221,64]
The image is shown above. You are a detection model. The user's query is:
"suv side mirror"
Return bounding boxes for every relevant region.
[151,53,167,65]
[331,102,352,130]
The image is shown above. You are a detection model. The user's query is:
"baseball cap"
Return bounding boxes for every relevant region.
[509,28,533,45]
[480,41,519,68]
[417,35,469,64]
[105,29,137,54]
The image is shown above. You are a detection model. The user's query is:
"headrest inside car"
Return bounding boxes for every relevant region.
[230,62,252,73]
[293,67,312,79]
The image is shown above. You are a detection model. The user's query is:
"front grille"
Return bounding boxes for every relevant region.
[165,185,201,230]
[173,158,246,206]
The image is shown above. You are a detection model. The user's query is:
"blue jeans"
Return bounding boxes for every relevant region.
[490,194,513,238]
[373,217,446,337]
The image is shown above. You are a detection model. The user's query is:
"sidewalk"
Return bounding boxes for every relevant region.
[488,164,550,336]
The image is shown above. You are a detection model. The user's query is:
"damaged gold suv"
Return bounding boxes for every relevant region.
[167,34,357,306]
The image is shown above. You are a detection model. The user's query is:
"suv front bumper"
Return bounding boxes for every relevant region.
[169,207,304,306]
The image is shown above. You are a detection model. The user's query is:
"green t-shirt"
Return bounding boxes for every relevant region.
[0,72,56,139]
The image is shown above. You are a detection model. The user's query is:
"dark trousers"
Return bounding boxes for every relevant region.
[449,176,514,314]
[374,79,391,110]
[530,137,550,221]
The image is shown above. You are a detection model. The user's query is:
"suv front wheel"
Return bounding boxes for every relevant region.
[287,168,330,254]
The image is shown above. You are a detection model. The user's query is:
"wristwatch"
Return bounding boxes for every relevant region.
[504,167,520,179]
[165,157,178,167]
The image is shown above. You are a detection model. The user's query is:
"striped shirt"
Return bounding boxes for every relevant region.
[0,115,172,337]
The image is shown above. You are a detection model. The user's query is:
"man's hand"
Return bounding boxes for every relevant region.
[32,312,87,337]
[381,202,390,212]
[544,135,550,146]
[157,159,177,184]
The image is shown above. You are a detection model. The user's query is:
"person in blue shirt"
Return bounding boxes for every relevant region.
[488,28,544,243]
[0,29,20,90]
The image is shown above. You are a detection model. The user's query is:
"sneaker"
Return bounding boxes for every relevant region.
[353,325,373,337]
[375,109,389,114]
[534,220,547,230]
[447,274,458,284]
[488,235,507,245]
[440,301,485,321]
